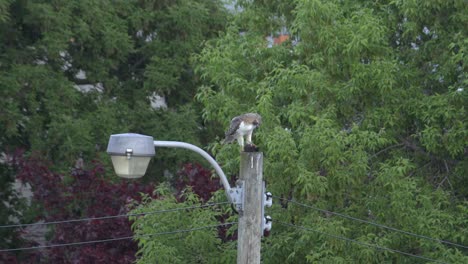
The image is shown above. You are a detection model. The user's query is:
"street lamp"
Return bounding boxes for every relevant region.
[106,133,242,205]
[107,133,272,264]
[106,133,155,179]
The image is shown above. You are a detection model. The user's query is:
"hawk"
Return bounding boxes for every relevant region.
[224,113,262,150]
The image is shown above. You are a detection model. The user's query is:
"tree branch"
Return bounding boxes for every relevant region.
[369,143,405,159]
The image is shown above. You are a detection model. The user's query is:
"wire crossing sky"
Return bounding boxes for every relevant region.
[0,222,237,252]
[277,221,449,264]
[273,196,468,250]
[0,201,230,229]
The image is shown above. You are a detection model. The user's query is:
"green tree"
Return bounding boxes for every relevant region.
[0,155,26,257]
[149,0,466,263]
[0,0,228,261]
[130,184,237,264]
[0,0,227,176]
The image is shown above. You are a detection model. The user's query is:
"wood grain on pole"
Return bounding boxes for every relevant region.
[237,152,263,264]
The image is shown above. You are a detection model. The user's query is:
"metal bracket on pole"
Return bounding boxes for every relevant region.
[229,181,244,213]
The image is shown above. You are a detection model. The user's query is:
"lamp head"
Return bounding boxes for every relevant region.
[106,133,155,178]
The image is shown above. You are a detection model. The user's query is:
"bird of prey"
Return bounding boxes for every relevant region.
[224,113,262,150]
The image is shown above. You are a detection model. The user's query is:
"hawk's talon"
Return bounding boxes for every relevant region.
[243,143,259,152]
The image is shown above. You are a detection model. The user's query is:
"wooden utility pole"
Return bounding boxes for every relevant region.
[237,152,263,264]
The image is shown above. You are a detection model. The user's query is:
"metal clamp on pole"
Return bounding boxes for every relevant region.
[229,181,244,212]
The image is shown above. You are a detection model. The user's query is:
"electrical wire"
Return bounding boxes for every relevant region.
[277,220,448,264]
[0,222,237,252]
[0,201,231,229]
[273,196,468,250]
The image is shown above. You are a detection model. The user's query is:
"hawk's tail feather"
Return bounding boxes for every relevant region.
[223,135,236,144]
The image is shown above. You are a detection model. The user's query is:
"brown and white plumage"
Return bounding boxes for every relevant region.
[224,113,262,148]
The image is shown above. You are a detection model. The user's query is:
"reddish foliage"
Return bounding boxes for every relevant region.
[1,153,235,263]
[7,151,156,264]
[176,163,222,202]
[176,163,237,242]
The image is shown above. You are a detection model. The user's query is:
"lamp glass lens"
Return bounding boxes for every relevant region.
[110,156,151,178]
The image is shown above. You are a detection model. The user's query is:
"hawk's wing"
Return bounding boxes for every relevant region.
[223,116,242,143]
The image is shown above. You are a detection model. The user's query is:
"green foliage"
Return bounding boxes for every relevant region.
[0,0,11,23]
[130,185,236,263]
[1,1,228,260]
[189,0,468,262]
[0,161,25,250]
[2,0,466,262]
[0,0,227,175]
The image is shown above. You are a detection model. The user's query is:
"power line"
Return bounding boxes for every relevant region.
[277,221,448,264]
[0,222,237,252]
[0,201,230,229]
[273,196,468,250]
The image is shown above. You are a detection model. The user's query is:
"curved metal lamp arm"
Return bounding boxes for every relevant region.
[154,141,233,199]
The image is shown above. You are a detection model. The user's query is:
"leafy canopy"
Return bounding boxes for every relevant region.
[191,0,467,263]
[0,0,228,175]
